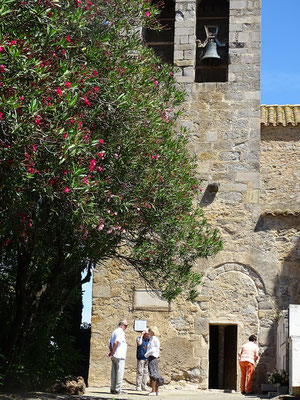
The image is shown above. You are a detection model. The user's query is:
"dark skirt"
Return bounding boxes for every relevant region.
[148,356,164,386]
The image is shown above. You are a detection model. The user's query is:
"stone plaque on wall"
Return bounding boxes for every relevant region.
[133,288,170,311]
[134,320,147,331]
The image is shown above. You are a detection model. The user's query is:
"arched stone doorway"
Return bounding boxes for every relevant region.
[196,262,275,391]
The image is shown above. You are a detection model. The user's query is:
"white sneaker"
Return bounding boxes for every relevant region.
[148,392,156,396]
[156,391,159,396]
[136,387,142,391]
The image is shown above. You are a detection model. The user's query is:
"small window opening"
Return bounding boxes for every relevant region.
[143,0,175,64]
[196,0,229,82]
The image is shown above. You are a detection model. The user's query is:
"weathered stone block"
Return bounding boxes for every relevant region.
[194,318,209,335]
[93,285,110,298]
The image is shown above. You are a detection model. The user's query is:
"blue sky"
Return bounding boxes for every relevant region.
[261,0,300,105]
[82,270,92,324]
[81,0,300,324]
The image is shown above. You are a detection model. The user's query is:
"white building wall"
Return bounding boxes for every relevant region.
[289,305,300,391]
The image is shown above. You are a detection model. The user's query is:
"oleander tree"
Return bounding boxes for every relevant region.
[0,0,222,389]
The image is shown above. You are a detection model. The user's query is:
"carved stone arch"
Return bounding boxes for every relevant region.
[200,262,267,299]
[198,262,275,339]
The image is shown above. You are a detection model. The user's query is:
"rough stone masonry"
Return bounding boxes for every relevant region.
[89,0,300,393]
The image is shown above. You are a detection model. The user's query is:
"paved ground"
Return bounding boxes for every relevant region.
[85,386,270,400]
[2,387,297,400]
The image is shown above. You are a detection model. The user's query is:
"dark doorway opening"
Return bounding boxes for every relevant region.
[209,324,237,390]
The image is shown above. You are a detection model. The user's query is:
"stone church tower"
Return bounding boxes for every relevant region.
[89,0,300,392]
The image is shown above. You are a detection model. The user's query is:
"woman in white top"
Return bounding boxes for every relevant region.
[145,326,164,396]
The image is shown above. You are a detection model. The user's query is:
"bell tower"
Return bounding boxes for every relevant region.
[172,0,261,255]
[172,0,262,390]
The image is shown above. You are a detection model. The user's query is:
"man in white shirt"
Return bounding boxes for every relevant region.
[238,334,259,395]
[108,319,128,394]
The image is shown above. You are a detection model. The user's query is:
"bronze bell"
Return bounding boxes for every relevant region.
[201,41,222,64]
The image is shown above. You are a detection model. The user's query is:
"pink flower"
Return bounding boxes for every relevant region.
[163,111,170,123]
[83,96,91,106]
[64,186,70,193]
[19,96,24,100]
[92,70,98,76]
[97,222,104,231]
[82,177,89,184]
[83,229,88,239]
[65,81,71,89]
[98,152,104,159]
[151,154,160,160]
[89,159,96,171]
[145,11,150,17]
[0,47,4,52]
[87,0,92,5]
[153,80,158,86]
[0,65,5,73]
[66,35,71,42]
[98,139,104,145]
[0,112,3,120]
[32,145,37,152]
[97,166,102,172]
[56,87,62,97]
[114,153,119,159]
[34,116,41,125]
[9,40,17,47]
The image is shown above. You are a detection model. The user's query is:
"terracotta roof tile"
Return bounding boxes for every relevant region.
[261,105,300,126]
[263,210,300,217]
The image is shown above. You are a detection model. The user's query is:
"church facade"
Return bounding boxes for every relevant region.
[88,0,300,392]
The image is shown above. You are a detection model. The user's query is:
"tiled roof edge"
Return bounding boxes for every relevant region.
[263,210,300,217]
[261,105,300,126]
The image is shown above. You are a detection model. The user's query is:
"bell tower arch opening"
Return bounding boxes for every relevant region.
[196,0,229,82]
[143,0,175,65]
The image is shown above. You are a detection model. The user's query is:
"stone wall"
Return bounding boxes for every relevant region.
[257,125,300,311]
[89,259,209,387]
[89,0,300,392]
[261,125,300,210]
